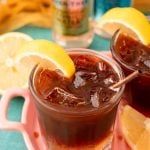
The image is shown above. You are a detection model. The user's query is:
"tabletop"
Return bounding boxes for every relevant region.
[0,26,110,150]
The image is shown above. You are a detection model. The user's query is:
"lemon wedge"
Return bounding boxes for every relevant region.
[16,40,75,78]
[96,7,150,45]
[0,33,75,94]
[121,105,150,150]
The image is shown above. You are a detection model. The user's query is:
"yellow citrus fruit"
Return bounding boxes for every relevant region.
[121,105,150,150]
[16,40,75,78]
[0,32,33,94]
[0,33,75,94]
[96,7,150,45]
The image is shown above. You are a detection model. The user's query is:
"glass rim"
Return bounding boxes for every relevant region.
[29,48,125,117]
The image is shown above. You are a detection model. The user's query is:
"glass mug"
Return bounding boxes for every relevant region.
[110,31,150,116]
[0,49,124,150]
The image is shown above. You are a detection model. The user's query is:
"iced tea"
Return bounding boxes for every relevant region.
[29,49,124,149]
[111,32,150,115]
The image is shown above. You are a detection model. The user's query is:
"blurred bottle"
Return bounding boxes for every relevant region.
[94,0,150,19]
[52,0,94,48]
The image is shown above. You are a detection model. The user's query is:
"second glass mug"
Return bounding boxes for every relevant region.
[110,31,150,115]
[0,49,125,150]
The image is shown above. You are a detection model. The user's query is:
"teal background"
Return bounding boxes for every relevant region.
[0,26,110,150]
[94,0,130,19]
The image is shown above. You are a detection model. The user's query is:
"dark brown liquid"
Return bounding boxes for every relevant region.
[35,54,118,109]
[113,34,150,116]
[114,34,150,74]
[33,53,120,148]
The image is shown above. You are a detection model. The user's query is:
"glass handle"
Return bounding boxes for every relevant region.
[0,88,37,150]
[0,88,30,131]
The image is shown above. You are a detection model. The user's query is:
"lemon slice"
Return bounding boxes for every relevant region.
[16,40,75,78]
[0,36,75,94]
[121,105,150,150]
[0,32,33,63]
[96,7,150,45]
[0,32,33,94]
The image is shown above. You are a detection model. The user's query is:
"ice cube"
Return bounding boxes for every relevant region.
[35,68,54,96]
[98,62,107,71]
[73,71,97,88]
[144,59,150,69]
[90,86,115,107]
[99,88,115,102]
[46,87,85,107]
[90,91,99,108]
[73,72,86,88]
[104,75,116,86]
[71,54,98,71]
